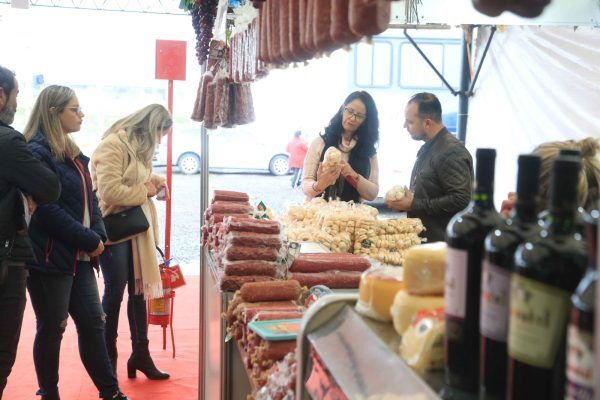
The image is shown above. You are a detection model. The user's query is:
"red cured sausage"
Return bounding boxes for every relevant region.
[300,0,318,53]
[213,190,249,202]
[225,231,282,248]
[224,218,281,235]
[348,0,391,37]
[313,0,338,52]
[290,253,371,273]
[259,3,271,62]
[220,275,275,291]
[290,271,362,288]
[224,261,278,277]
[279,0,293,61]
[225,245,279,262]
[240,280,302,302]
[289,0,313,61]
[257,340,296,361]
[210,201,252,214]
[331,0,361,45]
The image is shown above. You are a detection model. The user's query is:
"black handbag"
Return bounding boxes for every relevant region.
[102,205,149,242]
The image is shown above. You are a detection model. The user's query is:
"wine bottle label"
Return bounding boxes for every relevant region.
[480,260,511,342]
[508,274,571,369]
[566,324,594,400]
[445,247,468,319]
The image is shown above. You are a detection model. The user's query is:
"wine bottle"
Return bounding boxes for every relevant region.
[443,148,503,396]
[507,157,588,400]
[479,155,542,400]
[565,209,598,400]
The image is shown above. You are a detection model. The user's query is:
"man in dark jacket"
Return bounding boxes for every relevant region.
[0,66,60,397]
[386,93,473,242]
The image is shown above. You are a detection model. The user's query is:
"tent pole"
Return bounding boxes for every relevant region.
[457,27,472,144]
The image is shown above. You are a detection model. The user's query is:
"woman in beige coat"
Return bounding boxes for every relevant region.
[91,104,171,380]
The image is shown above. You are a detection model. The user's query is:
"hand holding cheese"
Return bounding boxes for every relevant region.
[385,185,406,202]
[403,242,447,295]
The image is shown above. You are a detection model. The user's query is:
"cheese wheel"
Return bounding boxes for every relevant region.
[390,290,444,335]
[403,242,447,296]
[356,266,404,321]
[399,309,445,374]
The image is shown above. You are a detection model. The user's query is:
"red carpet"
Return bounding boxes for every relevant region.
[3,276,200,400]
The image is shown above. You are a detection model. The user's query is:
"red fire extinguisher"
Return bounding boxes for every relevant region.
[147,247,176,358]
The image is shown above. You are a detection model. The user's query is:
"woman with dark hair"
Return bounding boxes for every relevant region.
[301,91,380,202]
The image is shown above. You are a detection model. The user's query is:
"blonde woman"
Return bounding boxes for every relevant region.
[24,86,128,400]
[92,104,171,381]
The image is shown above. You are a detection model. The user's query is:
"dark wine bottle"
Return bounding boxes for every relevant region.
[507,157,588,400]
[565,209,598,400]
[479,155,542,400]
[442,148,503,396]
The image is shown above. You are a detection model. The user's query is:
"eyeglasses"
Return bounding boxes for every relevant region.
[65,106,82,114]
[343,107,366,121]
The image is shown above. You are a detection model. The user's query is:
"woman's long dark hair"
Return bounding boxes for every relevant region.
[321,91,379,158]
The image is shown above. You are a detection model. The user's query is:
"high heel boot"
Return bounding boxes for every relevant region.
[126,340,170,380]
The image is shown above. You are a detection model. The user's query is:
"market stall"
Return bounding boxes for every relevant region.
[186,1,600,399]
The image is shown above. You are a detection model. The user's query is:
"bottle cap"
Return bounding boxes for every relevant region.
[549,156,581,210]
[475,148,496,192]
[516,154,541,200]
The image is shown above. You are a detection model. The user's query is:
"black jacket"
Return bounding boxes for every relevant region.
[408,128,473,242]
[0,122,61,262]
[27,131,106,275]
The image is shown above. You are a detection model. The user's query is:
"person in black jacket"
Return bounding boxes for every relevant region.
[23,85,128,400]
[386,93,473,242]
[0,66,60,399]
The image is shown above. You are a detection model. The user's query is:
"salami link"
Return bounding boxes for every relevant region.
[224,218,281,235]
[210,201,252,214]
[290,271,362,289]
[220,275,275,291]
[289,0,313,61]
[213,190,249,202]
[225,245,279,262]
[224,261,278,277]
[257,340,296,361]
[313,0,338,52]
[348,0,391,37]
[240,280,302,303]
[225,231,282,248]
[290,253,371,273]
[331,0,361,44]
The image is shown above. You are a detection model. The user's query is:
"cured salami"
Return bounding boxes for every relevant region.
[289,0,313,61]
[224,218,281,235]
[331,0,361,44]
[257,340,296,361]
[211,201,252,214]
[213,190,249,202]
[290,271,362,289]
[220,275,275,291]
[225,245,279,262]
[290,253,371,273]
[240,280,302,303]
[224,261,278,277]
[348,0,391,37]
[225,231,282,248]
[313,0,338,52]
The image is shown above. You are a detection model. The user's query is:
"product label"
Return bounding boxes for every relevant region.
[508,274,571,368]
[445,247,468,319]
[566,324,594,400]
[480,260,511,342]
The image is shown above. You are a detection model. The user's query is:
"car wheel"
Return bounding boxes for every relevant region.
[177,153,201,175]
[269,155,289,176]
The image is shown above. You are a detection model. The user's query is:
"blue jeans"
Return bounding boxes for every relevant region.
[290,168,302,188]
[27,262,118,398]
[99,241,148,344]
[0,262,27,397]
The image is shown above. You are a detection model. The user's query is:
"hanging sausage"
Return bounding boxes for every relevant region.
[348,0,391,37]
[331,0,361,45]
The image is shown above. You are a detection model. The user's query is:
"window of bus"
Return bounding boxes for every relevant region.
[399,42,461,89]
[354,41,393,88]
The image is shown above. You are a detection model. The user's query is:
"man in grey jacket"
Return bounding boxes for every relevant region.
[386,93,473,242]
[0,65,60,397]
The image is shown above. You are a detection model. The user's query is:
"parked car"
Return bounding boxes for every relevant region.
[153,125,290,175]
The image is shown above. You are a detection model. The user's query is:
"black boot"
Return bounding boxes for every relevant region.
[101,390,128,399]
[40,392,60,400]
[127,340,170,380]
[106,339,118,375]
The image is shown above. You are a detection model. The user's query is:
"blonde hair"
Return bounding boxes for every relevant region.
[23,85,80,161]
[533,137,600,210]
[103,104,172,166]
